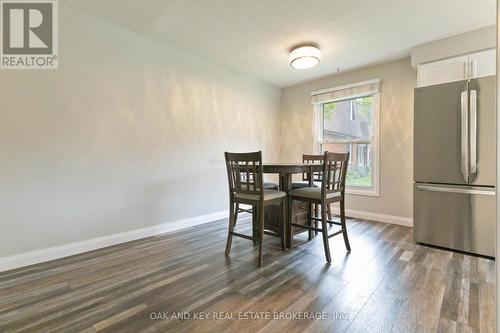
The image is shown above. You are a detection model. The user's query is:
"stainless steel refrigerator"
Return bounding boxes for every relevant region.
[414,76,496,257]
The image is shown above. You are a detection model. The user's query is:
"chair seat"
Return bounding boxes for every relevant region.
[289,187,341,200]
[292,181,319,189]
[264,182,279,190]
[235,189,286,201]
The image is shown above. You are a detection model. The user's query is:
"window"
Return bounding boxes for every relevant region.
[312,79,380,196]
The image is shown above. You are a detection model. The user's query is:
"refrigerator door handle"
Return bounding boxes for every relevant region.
[416,185,495,196]
[460,90,469,183]
[469,89,477,175]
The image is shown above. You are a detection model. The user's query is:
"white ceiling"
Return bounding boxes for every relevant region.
[65,0,496,87]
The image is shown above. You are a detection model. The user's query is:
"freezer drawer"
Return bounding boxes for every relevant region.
[413,183,495,257]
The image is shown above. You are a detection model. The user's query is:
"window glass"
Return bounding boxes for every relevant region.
[322,96,373,141]
[321,95,375,189]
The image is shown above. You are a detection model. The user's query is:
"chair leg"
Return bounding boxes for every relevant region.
[308,203,313,241]
[321,205,332,263]
[233,202,240,228]
[257,203,265,267]
[314,204,319,235]
[252,205,258,245]
[340,199,351,252]
[281,199,286,251]
[327,203,333,222]
[225,200,236,256]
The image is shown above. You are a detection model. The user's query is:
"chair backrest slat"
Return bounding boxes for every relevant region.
[321,152,350,198]
[225,151,264,198]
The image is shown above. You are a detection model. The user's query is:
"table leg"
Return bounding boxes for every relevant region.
[280,173,293,248]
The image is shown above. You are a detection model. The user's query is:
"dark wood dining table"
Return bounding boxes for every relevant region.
[261,162,323,248]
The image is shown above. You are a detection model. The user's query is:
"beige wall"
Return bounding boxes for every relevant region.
[0,7,421,258]
[0,7,281,256]
[280,58,416,221]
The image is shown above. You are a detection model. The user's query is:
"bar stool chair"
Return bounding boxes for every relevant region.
[224,151,287,267]
[288,152,351,263]
[292,154,334,239]
[291,154,322,240]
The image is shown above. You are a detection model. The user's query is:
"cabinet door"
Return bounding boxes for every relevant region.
[469,49,496,78]
[417,56,468,87]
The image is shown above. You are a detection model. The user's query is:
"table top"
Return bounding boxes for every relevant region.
[263,162,322,174]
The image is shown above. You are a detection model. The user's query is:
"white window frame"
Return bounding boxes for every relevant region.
[312,83,380,197]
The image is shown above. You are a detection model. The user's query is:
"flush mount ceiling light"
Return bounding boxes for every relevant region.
[289,45,321,69]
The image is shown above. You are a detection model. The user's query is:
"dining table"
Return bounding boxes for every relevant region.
[254,162,324,248]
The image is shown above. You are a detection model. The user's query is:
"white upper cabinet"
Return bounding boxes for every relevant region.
[417,55,469,87]
[417,49,496,87]
[469,49,496,79]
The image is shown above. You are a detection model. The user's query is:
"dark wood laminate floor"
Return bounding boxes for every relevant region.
[0,216,495,333]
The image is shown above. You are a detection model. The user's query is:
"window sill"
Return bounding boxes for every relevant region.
[346,187,380,197]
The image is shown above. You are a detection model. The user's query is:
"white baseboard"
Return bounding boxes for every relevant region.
[330,207,413,227]
[0,210,229,273]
